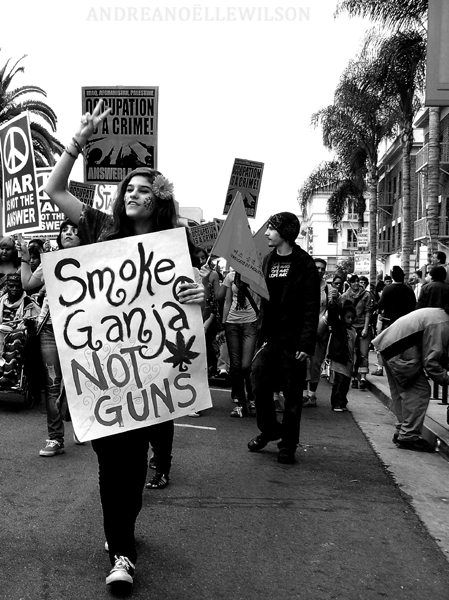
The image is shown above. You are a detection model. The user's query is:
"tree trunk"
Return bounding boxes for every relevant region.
[367,163,378,289]
[427,106,440,256]
[401,122,413,279]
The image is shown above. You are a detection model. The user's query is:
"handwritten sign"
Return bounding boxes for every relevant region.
[82,86,158,184]
[42,228,211,442]
[223,158,264,218]
[20,168,66,240]
[0,113,41,234]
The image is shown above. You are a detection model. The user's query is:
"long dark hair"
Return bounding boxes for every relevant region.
[104,167,178,240]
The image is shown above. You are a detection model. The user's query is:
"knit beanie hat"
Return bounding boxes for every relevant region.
[268,212,300,244]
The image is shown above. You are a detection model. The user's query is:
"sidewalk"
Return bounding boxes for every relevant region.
[366,350,449,458]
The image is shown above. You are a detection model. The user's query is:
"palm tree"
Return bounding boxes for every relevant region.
[365,30,426,277]
[298,159,366,229]
[427,106,441,254]
[313,58,399,286]
[0,53,63,167]
[336,0,427,30]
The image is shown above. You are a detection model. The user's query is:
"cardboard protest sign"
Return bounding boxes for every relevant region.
[69,180,96,207]
[82,86,158,184]
[354,251,370,276]
[0,113,41,234]
[212,193,269,299]
[223,158,264,218]
[42,228,212,442]
[253,220,271,264]
[189,222,218,253]
[21,167,67,240]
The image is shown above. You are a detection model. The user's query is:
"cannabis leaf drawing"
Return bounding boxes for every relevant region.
[164,331,200,372]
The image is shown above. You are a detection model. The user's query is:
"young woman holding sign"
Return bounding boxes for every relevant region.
[45,99,205,591]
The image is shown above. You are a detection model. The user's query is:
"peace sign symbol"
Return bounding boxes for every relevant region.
[3,127,29,175]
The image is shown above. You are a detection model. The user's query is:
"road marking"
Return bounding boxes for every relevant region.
[175,423,217,431]
[209,386,230,392]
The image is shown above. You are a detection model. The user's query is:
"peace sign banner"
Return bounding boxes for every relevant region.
[0,112,41,235]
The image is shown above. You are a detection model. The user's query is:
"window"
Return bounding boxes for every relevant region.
[328,228,338,243]
[347,229,357,249]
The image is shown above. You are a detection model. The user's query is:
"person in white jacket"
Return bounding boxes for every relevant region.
[372,307,449,452]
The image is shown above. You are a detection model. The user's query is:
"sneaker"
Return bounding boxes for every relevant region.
[188,411,201,417]
[39,439,64,457]
[230,406,244,418]
[351,379,359,389]
[332,407,344,412]
[105,555,134,586]
[359,379,367,391]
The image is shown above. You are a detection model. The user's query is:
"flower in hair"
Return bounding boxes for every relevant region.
[152,174,174,200]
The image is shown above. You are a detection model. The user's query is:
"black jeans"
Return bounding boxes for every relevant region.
[251,341,307,452]
[225,321,258,406]
[330,371,350,408]
[148,419,174,474]
[92,427,152,565]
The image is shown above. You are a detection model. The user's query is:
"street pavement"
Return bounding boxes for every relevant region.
[1,382,449,600]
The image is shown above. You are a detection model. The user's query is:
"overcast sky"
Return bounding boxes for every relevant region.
[2,0,369,228]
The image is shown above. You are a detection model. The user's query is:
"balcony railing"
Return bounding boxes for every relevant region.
[415,142,449,172]
[346,241,358,250]
[414,216,449,241]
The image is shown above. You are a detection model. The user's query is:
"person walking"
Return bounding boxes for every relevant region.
[416,265,449,309]
[44,99,205,591]
[340,274,372,390]
[222,269,259,417]
[247,212,320,464]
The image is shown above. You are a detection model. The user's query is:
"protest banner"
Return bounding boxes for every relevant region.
[212,193,269,299]
[253,220,271,263]
[0,113,41,235]
[42,227,212,442]
[223,158,264,218]
[22,167,66,240]
[189,221,218,253]
[82,86,158,184]
[69,180,96,207]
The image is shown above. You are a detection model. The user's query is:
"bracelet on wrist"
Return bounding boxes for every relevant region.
[71,137,84,154]
[64,146,78,159]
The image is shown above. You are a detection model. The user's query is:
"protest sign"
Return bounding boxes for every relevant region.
[93,184,116,215]
[69,180,96,207]
[357,226,369,250]
[82,86,158,184]
[22,167,66,240]
[42,228,211,442]
[189,222,218,253]
[212,193,269,299]
[253,220,271,264]
[223,158,264,218]
[0,113,41,234]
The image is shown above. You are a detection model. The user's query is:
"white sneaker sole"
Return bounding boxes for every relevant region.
[106,570,133,585]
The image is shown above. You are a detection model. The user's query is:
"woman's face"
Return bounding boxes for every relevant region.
[29,254,41,272]
[196,251,208,267]
[60,224,81,249]
[124,175,155,222]
[0,239,15,262]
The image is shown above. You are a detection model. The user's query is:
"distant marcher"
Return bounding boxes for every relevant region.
[373,308,449,452]
[431,250,449,283]
[340,274,371,390]
[0,237,21,297]
[416,266,449,309]
[327,300,357,412]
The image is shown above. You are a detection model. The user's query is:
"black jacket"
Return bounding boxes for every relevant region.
[326,301,352,364]
[259,244,320,355]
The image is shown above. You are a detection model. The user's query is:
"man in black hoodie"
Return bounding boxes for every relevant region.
[248,212,320,464]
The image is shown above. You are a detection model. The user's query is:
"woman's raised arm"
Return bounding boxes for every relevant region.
[45,100,111,225]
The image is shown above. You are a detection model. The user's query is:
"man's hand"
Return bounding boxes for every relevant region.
[295,351,309,361]
[361,328,368,338]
